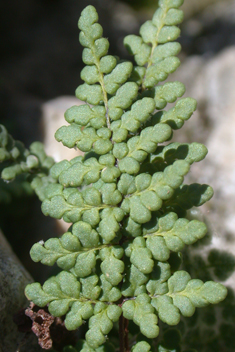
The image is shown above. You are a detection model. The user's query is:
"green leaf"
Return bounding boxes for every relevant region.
[152,270,227,325]
[65,105,106,129]
[129,66,146,85]
[25,282,54,307]
[122,263,149,297]
[104,62,133,95]
[29,233,81,269]
[140,20,158,45]
[42,185,118,226]
[159,0,184,9]
[78,6,109,61]
[168,271,227,314]
[108,82,139,121]
[80,275,101,300]
[73,251,97,277]
[76,84,104,105]
[81,65,100,85]
[100,182,122,205]
[86,304,122,349]
[154,81,185,109]
[25,272,81,321]
[151,142,208,168]
[164,8,184,26]
[125,237,154,274]
[98,208,124,243]
[158,26,181,44]
[99,274,122,302]
[56,157,101,187]
[65,301,94,330]
[117,123,172,174]
[111,97,155,143]
[0,126,53,181]
[55,125,112,154]
[124,35,151,66]
[198,281,228,305]
[164,184,214,215]
[152,42,181,64]
[74,340,116,352]
[153,98,197,129]
[99,56,117,74]
[132,341,152,352]
[123,294,159,338]
[121,160,190,225]
[117,173,136,195]
[78,5,99,32]
[72,221,100,248]
[53,155,120,187]
[144,57,181,89]
[42,195,73,219]
[100,246,124,286]
[146,261,171,296]
[31,175,57,201]
[168,271,191,293]
[152,295,181,325]
[145,213,207,261]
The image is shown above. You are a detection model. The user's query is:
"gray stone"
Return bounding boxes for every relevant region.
[171,46,235,287]
[0,231,42,352]
[181,0,222,19]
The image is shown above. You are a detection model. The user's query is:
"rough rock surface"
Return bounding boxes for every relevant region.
[0,231,42,352]
[170,46,235,287]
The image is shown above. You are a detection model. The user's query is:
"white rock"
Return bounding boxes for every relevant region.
[41,96,84,162]
[172,47,235,286]
[41,96,85,232]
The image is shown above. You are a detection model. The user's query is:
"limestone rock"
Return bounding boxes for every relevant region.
[171,47,235,287]
[0,230,42,352]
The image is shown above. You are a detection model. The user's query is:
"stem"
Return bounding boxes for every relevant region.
[124,318,130,352]
[93,55,111,129]
[99,74,111,129]
[89,44,111,129]
[119,314,125,352]
[142,5,168,90]
[119,314,130,352]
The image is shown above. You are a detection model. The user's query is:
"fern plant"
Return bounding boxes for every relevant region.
[0,0,228,351]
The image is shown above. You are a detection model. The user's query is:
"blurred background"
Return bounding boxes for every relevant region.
[1,0,235,351]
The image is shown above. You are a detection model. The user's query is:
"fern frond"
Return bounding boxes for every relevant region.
[22,1,228,351]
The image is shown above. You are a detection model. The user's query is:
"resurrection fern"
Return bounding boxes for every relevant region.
[0,0,228,351]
